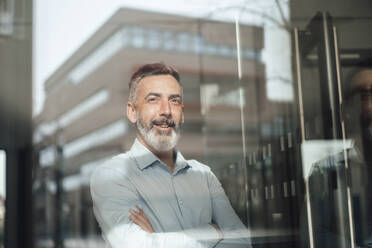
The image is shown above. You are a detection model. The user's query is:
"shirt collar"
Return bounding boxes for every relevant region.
[129,139,191,172]
[174,150,190,174]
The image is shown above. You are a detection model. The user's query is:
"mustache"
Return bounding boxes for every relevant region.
[150,118,176,128]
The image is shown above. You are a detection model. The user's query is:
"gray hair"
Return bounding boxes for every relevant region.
[128,62,181,105]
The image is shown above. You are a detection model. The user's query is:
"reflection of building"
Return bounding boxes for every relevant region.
[33,7,264,247]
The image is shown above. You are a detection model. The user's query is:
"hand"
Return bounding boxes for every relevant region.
[210,223,223,241]
[129,206,155,233]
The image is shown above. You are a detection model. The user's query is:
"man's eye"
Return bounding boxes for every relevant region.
[170,98,181,104]
[148,97,157,102]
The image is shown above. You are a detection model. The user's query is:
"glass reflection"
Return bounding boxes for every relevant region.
[31,2,372,248]
[342,62,372,247]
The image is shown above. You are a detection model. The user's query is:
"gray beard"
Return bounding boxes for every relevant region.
[136,115,180,152]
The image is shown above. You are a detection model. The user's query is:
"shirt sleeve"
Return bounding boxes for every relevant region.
[90,164,220,248]
[207,169,252,247]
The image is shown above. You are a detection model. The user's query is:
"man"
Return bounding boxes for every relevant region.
[346,67,372,164]
[343,65,372,246]
[90,62,250,247]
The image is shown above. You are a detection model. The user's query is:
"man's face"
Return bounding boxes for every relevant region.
[129,75,184,152]
[353,69,372,123]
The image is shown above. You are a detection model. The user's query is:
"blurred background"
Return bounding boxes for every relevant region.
[1,0,372,247]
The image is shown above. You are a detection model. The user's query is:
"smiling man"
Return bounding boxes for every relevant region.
[90,63,250,248]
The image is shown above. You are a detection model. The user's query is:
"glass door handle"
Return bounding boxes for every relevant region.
[294,27,315,248]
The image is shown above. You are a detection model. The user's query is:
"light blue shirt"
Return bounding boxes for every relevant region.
[91,139,251,247]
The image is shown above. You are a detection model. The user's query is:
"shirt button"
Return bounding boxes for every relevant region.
[179,200,183,205]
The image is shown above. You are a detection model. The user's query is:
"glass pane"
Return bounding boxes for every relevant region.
[30,1,372,248]
[296,14,352,248]
[237,5,301,246]
[292,9,372,248]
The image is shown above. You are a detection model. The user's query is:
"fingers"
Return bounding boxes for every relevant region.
[136,205,144,214]
[129,206,154,233]
[129,209,148,227]
[129,209,150,232]
[130,206,149,225]
[135,206,151,223]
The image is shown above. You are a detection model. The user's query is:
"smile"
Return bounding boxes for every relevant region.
[153,124,172,130]
[151,119,175,130]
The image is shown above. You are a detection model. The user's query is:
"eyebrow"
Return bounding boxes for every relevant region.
[169,94,182,100]
[144,93,161,99]
[144,93,182,100]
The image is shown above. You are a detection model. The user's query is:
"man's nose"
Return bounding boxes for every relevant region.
[159,100,171,116]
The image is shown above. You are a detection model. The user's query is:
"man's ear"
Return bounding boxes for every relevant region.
[126,102,137,124]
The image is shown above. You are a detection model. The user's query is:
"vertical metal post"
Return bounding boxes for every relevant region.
[294,28,315,248]
[235,15,250,227]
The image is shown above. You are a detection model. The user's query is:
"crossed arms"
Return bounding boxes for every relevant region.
[129,205,223,239]
[90,165,251,248]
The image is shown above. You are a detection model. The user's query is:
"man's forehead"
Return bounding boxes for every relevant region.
[137,75,182,94]
[353,69,372,89]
